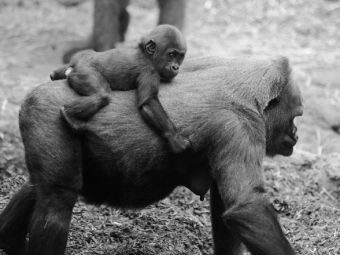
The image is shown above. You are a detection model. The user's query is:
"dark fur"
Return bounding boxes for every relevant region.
[0,56,302,255]
[52,25,189,154]
[62,0,186,63]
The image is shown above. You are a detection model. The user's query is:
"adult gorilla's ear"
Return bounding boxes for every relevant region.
[139,37,156,56]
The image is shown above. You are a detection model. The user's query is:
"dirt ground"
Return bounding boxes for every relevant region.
[0,0,340,254]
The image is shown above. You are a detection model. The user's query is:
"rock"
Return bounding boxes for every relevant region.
[314,153,340,198]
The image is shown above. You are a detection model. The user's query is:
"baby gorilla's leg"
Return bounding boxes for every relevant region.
[61,93,110,131]
[51,50,95,81]
[50,65,71,81]
[60,64,111,131]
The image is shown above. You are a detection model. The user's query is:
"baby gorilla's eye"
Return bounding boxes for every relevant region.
[168,52,175,57]
[179,53,185,60]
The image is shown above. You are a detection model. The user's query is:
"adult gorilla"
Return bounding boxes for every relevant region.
[0,56,303,255]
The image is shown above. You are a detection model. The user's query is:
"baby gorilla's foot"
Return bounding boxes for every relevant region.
[60,106,87,132]
[50,65,72,81]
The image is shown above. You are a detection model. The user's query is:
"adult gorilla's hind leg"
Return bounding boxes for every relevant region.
[27,186,77,255]
[210,183,244,255]
[0,183,36,255]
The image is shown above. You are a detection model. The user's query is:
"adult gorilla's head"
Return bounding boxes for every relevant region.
[262,61,303,156]
[265,81,303,156]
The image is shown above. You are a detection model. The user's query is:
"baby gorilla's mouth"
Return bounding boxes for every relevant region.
[160,73,177,82]
[283,125,298,147]
[159,66,179,82]
[160,74,172,82]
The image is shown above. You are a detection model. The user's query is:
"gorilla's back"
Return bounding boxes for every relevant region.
[19,56,287,206]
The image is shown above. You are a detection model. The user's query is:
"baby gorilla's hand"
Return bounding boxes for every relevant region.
[167,133,192,154]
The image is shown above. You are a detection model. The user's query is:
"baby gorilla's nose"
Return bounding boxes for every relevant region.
[171,63,179,71]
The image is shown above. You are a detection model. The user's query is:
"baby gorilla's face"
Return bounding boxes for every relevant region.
[141,25,187,81]
[157,48,186,82]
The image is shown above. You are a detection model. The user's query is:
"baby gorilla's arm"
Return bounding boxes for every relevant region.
[136,72,191,154]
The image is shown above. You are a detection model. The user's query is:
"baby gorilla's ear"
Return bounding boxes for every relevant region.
[144,39,156,55]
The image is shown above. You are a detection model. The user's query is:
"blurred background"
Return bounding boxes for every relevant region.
[0,0,339,254]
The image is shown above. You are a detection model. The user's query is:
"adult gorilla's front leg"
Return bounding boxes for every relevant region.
[218,177,294,255]
[210,183,243,255]
[208,110,295,255]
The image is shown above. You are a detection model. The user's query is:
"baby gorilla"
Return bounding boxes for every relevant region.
[51,25,189,154]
